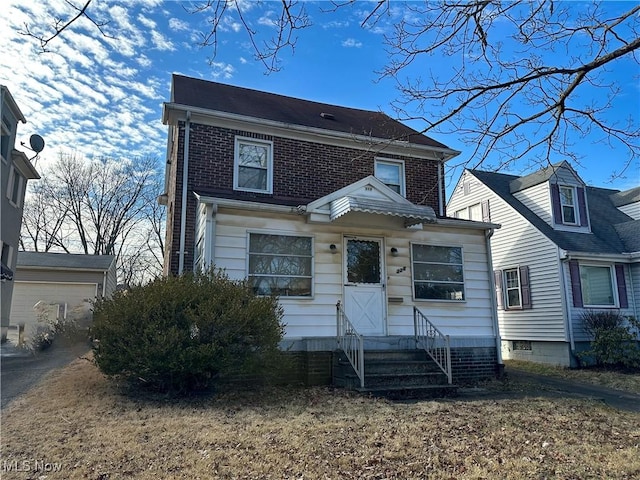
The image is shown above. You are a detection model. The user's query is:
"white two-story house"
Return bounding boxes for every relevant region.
[448,161,639,366]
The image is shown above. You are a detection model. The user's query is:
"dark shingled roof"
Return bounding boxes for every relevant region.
[170,74,449,149]
[470,169,637,254]
[509,160,574,193]
[17,252,115,271]
[610,186,640,207]
[614,220,640,253]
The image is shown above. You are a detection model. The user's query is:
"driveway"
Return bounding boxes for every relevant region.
[0,339,91,410]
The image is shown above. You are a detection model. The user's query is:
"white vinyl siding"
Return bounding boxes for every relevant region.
[512,182,553,226]
[210,207,496,339]
[448,171,566,342]
[617,201,640,220]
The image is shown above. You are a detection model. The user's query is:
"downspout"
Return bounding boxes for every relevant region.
[437,161,444,216]
[485,228,503,365]
[102,270,107,297]
[178,111,191,275]
[558,248,576,358]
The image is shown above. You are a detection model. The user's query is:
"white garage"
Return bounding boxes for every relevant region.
[9,252,117,341]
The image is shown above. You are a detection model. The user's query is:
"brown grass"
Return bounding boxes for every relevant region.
[1,356,639,479]
[505,359,640,394]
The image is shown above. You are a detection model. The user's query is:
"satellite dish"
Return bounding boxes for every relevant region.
[29,134,45,153]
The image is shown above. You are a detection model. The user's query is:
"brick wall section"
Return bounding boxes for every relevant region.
[166,122,444,275]
[450,347,499,384]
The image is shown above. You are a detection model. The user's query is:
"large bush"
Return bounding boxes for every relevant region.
[91,270,285,393]
[578,310,640,369]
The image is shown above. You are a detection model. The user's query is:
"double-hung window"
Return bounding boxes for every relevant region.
[248,233,313,297]
[579,265,615,307]
[375,159,405,196]
[6,166,24,207]
[234,137,273,193]
[559,186,577,224]
[412,244,465,301]
[504,268,522,308]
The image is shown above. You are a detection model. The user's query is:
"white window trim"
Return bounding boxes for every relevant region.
[559,185,578,225]
[374,158,406,197]
[503,267,522,310]
[6,165,24,208]
[410,242,466,302]
[246,230,315,299]
[234,136,274,194]
[579,263,618,308]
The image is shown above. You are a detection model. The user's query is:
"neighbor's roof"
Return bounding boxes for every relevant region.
[610,186,640,207]
[169,74,450,150]
[17,252,116,271]
[470,169,636,255]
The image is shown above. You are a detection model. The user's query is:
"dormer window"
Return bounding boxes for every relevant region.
[559,186,577,224]
[375,159,405,196]
[234,137,273,194]
[551,183,588,228]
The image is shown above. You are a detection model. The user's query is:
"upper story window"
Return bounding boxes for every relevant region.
[375,159,405,196]
[6,166,24,207]
[551,183,588,228]
[454,201,490,222]
[559,186,577,224]
[234,137,273,194]
[1,110,17,161]
[412,244,465,301]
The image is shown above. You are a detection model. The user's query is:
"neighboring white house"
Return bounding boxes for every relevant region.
[159,74,502,388]
[10,252,117,342]
[448,161,639,366]
[1,86,40,341]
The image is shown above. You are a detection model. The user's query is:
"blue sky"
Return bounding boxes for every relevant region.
[2,0,638,196]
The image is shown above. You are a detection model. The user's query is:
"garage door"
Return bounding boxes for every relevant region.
[10,282,97,328]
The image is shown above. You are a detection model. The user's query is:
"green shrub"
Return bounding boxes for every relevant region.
[577,310,640,369]
[91,270,285,393]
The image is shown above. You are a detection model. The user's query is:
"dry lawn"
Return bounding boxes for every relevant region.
[505,359,640,394]
[1,356,639,480]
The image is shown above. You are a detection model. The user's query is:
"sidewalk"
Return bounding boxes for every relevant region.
[499,367,640,413]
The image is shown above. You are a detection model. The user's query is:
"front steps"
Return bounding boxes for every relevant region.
[333,349,457,399]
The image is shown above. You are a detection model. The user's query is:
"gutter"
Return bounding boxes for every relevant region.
[178,111,191,275]
[485,228,503,365]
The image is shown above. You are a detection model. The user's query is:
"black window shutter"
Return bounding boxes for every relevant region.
[494,270,504,310]
[551,183,563,224]
[568,260,583,307]
[576,187,588,227]
[615,264,628,309]
[481,200,491,222]
[519,265,532,309]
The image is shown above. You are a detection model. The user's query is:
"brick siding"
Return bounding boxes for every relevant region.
[165,122,444,275]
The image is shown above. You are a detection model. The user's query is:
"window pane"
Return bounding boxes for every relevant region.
[562,205,576,224]
[249,255,312,276]
[239,143,268,168]
[560,187,574,205]
[468,204,482,221]
[376,163,400,185]
[505,270,520,288]
[415,282,465,301]
[507,289,521,307]
[412,245,462,264]
[250,276,312,297]
[250,234,312,255]
[347,240,381,284]
[238,166,267,191]
[414,264,463,282]
[580,266,614,306]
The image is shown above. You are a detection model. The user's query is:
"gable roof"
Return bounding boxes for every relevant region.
[169,74,449,150]
[610,186,640,207]
[470,169,635,255]
[508,160,581,193]
[17,252,116,271]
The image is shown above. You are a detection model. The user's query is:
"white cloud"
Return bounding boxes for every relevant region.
[210,62,236,80]
[169,18,189,31]
[342,38,363,48]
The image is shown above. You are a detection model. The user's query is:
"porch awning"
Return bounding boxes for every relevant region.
[330,196,437,226]
[1,261,14,282]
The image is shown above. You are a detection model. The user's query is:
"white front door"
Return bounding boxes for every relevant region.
[343,237,385,336]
